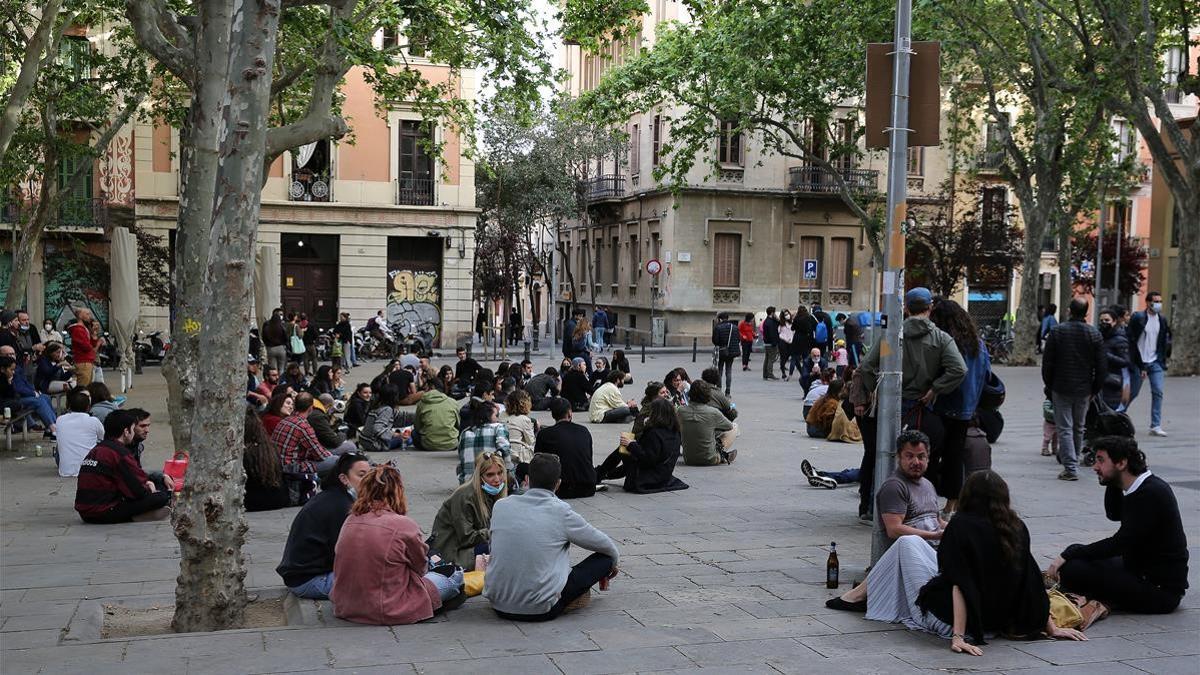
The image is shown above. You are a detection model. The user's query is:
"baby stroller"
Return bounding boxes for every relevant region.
[1080,397,1135,467]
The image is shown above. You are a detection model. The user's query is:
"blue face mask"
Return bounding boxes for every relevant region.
[481,481,503,496]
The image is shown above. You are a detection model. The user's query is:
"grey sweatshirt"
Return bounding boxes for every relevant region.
[483,488,620,615]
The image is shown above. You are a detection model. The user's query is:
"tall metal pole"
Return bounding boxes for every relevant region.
[1095,190,1107,324]
[1113,205,1122,307]
[871,0,913,563]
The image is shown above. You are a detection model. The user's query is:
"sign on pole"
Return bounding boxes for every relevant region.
[646,258,662,276]
[803,259,819,280]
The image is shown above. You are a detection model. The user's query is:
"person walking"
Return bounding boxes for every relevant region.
[777,309,794,380]
[1038,304,1058,354]
[711,313,739,396]
[591,306,608,353]
[1126,291,1171,436]
[761,306,780,380]
[738,313,756,371]
[1041,298,1106,481]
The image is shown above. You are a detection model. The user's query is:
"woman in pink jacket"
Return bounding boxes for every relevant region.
[331,465,464,625]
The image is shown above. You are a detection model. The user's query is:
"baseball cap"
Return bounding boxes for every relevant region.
[905,287,932,309]
[571,357,586,366]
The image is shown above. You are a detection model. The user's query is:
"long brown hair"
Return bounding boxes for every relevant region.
[351,465,408,516]
[243,407,282,487]
[930,298,980,358]
[958,470,1024,564]
[573,318,591,340]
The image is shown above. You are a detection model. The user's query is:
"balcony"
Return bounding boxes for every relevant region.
[787,164,879,196]
[975,149,1006,173]
[584,175,625,202]
[396,178,435,206]
[2,197,108,230]
[288,171,332,202]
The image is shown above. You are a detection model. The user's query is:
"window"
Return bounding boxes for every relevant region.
[630,124,640,177]
[1164,48,1184,103]
[906,147,925,176]
[382,26,400,49]
[799,236,823,288]
[830,237,854,290]
[718,119,744,166]
[57,151,94,225]
[803,118,827,162]
[398,120,434,205]
[59,36,91,81]
[1113,119,1136,164]
[610,236,620,288]
[985,115,1009,150]
[594,238,603,286]
[408,32,428,58]
[652,115,662,167]
[628,234,640,286]
[1110,202,1131,234]
[713,233,741,287]
[290,139,333,202]
[981,186,1008,228]
[834,119,855,170]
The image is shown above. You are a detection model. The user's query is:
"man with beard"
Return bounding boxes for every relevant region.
[1046,436,1188,614]
[873,429,947,543]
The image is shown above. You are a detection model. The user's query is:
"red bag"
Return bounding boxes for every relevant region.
[163,451,189,492]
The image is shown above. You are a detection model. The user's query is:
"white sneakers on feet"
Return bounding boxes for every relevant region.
[1149,427,1168,437]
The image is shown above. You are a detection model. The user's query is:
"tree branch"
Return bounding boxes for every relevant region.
[0,0,65,162]
[125,0,193,84]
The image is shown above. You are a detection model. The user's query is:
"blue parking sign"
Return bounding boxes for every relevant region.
[803,259,818,280]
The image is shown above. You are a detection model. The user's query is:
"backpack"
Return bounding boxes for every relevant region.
[814,320,829,345]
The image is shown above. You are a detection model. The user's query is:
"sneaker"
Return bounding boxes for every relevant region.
[564,591,591,612]
[1057,470,1078,481]
[724,449,738,464]
[808,475,837,489]
[801,459,817,479]
[594,483,609,492]
[858,511,873,524]
[1040,447,1052,456]
[1149,427,1168,437]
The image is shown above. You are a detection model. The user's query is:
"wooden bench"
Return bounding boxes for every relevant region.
[1,408,37,451]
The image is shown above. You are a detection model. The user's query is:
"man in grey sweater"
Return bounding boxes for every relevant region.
[484,453,620,620]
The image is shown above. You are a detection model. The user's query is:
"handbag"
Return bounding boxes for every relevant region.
[1048,588,1083,629]
[288,325,305,355]
[162,451,189,491]
[463,570,485,597]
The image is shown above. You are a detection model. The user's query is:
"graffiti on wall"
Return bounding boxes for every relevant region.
[387,268,441,345]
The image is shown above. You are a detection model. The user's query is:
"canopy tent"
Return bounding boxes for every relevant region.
[108,227,139,391]
[254,245,280,331]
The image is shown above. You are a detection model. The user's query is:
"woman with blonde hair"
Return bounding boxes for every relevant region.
[429,453,508,570]
[504,389,537,464]
[573,318,594,373]
[331,465,464,625]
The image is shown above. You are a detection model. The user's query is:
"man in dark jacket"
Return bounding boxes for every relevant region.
[533,398,597,499]
[310,393,357,454]
[276,453,371,599]
[1126,291,1171,437]
[562,307,585,359]
[1048,436,1188,614]
[1097,308,1130,411]
[525,367,561,410]
[711,313,740,396]
[761,306,780,381]
[1042,298,1107,481]
[74,410,172,523]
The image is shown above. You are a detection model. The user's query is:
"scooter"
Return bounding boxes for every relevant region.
[134,330,170,367]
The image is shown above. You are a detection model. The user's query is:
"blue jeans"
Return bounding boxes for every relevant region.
[819,468,860,484]
[289,572,334,599]
[425,569,464,601]
[343,340,358,367]
[1129,360,1165,428]
[1052,391,1089,474]
[592,328,606,350]
[19,395,56,428]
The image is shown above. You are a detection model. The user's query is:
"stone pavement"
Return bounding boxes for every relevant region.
[1,355,1197,674]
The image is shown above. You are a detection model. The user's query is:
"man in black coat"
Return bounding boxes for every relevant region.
[1048,436,1188,614]
[760,306,780,381]
[533,398,597,499]
[1042,298,1106,481]
[711,312,740,396]
[1096,308,1130,411]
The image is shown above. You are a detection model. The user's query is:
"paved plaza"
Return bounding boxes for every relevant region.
[0,356,1197,674]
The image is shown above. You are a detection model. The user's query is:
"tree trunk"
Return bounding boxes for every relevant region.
[1057,225,1072,320]
[6,150,56,308]
[1169,197,1199,375]
[1009,206,1051,366]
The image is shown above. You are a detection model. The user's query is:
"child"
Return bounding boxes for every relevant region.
[832,339,849,377]
[1041,398,1057,457]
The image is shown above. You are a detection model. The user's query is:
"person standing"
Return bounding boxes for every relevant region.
[1038,304,1058,354]
[761,306,780,380]
[334,312,357,370]
[67,308,100,387]
[262,308,288,374]
[591,306,608,353]
[777,309,794,380]
[790,306,817,379]
[1097,308,1131,411]
[711,312,739,396]
[1126,291,1171,436]
[1041,298,1106,481]
[738,313,756,372]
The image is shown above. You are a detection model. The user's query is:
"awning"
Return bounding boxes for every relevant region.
[109,227,139,387]
[255,245,280,330]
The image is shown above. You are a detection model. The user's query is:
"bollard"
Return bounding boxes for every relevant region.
[626,331,632,350]
[466,342,473,359]
[692,337,697,362]
[641,340,646,364]
[523,341,531,361]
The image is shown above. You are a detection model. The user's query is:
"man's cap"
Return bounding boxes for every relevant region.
[905,287,932,308]
[247,355,259,364]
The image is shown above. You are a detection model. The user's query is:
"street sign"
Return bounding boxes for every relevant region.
[803,259,818,280]
[646,258,662,276]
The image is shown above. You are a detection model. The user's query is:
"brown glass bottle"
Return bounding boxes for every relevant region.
[826,542,839,589]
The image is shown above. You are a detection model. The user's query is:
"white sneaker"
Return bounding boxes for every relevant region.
[1149,427,1168,437]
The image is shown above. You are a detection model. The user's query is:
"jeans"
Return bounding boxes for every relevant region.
[267,345,287,374]
[592,328,606,351]
[717,354,735,394]
[819,468,860,484]
[740,341,753,367]
[494,553,615,622]
[1051,391,1090,474]
[787,353,802,377]
[425,569,465,602]
[762,345,778,379]
[19,395,56,428]
[289,572,335,600]
[600,406,635,423]
[1129,360,1165,428]
[342,339,358,367]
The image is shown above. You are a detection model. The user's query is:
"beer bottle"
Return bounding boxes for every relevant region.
[826,542,839,589]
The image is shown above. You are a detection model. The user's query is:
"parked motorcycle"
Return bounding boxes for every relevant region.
[355,325,394,360]
[392,321,432,358]
[134,330,170,367]
[97,331,121,370]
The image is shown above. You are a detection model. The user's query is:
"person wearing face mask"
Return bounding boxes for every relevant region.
[42,320,64,346]
[429,453,508,570]
[1096,309,1131,412]
[1126,292,1172,437]
[277,452,373,599]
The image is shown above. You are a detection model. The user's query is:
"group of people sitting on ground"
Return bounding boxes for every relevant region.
[823,431,1188,655]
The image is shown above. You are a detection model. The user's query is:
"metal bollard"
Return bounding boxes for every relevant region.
[523,341,531,361]
[641,340,646,363]
[692,337,697,362]
[626,331,632,350]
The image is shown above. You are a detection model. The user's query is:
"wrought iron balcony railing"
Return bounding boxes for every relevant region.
[787,164,879,195]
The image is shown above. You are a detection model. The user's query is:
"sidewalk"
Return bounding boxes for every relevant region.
[0,358,1196,674]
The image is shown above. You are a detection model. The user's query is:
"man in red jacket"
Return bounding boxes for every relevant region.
[75,410,172,524]
[67,308,101,387]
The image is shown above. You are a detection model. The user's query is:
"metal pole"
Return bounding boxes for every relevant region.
[1113,211,1122,307]
[871,0,913,564]
[1095,189,1107,324]
[692,337,697,362]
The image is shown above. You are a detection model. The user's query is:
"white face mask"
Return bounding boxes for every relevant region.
[1151,302,1163,313]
